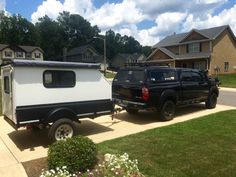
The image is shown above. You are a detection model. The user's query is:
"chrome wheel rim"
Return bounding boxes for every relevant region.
[55,124,73,141]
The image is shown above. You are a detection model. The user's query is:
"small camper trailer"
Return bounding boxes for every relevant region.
[1,59,113,141]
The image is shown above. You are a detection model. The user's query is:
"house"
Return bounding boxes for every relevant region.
[111,53,146,70]
[64,45,108,71]
[0,44,44,65]
[147,25,236,74]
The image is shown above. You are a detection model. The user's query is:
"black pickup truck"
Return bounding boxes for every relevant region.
[112,66,219,121]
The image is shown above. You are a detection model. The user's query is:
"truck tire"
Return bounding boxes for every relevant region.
[48,118,76,142]
[205,93,217,109]
[159,100,175,121]
[126,108,138,114]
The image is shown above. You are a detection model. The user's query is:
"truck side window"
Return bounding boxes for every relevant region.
[191,72,203,82]
[181,71,192,82]
[150,70,177,82]
[4,76,10,94]
[43,70,76,88]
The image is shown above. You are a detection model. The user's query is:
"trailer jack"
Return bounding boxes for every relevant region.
[111,107,124,120]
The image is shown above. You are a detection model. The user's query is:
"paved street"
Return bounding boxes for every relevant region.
[218,89,236,107]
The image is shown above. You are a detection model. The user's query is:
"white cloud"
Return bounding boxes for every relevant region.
[30,0,236,46]
[31,0,64,23]
[89,0,145,30]
[0,0,5,11]
[183,4,236,33]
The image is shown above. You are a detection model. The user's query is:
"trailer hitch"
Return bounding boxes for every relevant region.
[111,107,124,120]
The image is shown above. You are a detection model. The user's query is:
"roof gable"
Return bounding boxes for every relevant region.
[180,30,209,43]
[67,45,99,56]
[153,25,230,48]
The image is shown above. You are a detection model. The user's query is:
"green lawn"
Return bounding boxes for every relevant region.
[105,71,116,79]
[98,110,236,177]
[217,74,236,88]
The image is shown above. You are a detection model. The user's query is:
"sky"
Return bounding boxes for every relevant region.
[1,0,236,46]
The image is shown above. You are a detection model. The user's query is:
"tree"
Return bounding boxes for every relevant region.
[0,12,38,45]
[57,11,100,49]
[35,16,65,60]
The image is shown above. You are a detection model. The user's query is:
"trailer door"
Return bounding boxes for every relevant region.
[2,68,14,122]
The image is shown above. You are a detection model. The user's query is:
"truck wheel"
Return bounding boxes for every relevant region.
[159,100,175,121]
[48,118,76,142]
[205,93,217,109]
[126,108,138,114]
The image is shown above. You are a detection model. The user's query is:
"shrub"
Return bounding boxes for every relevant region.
[79,153,144,177]
[42,153,144,177]
[48,135,97,173]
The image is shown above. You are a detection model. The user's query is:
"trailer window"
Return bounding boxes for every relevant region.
[43,70,76,88]
[4,76,10,94]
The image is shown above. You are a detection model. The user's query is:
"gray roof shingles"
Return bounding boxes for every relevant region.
[153,25,229,48]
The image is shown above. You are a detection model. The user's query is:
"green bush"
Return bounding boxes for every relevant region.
[47,135,97,173]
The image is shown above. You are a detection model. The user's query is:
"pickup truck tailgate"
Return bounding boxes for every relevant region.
[112,69,145,103]
[112,83,143,102]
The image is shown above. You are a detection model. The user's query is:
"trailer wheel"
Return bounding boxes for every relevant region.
[48,118,76,142]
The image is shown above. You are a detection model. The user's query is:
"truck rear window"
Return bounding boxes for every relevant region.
[114,70,144,83]
[148,70,177,82]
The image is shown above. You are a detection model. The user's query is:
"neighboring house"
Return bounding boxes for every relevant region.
[0,44,44,65]
[111,53,146,70]
[147,25,236,74]
[64,45,108,70]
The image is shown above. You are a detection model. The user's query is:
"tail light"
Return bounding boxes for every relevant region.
[142,86,149,101]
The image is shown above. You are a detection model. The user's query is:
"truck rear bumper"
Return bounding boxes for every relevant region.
[113,98,148,109]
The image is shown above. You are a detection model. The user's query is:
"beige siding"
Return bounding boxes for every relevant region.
[210,30,236,74]
[0,51,2,64]
[179,45,187,54]
[2,48,14,59]
[149,50,172,60]
[166,46,179,54]
[201,42,210,52]
[31,49,43,60]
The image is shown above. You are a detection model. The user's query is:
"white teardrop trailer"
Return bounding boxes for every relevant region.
[1,59,114,141]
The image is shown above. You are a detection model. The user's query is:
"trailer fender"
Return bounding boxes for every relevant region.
[44,107,77,123]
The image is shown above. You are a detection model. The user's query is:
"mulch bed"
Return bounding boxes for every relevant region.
[22,157,47,177]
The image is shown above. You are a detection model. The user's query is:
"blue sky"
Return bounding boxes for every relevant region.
[2,0,236,46]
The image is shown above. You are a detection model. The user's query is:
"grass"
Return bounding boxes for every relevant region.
[216,74,236,88]
[98,110,236,177]
[104,71,116,78]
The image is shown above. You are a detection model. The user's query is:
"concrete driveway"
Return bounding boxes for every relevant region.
[0,104,235,170]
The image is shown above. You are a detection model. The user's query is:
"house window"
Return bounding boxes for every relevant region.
[224,62,229,72]
[4,76,10,94]
[188,43,200,53]
[16,52,23,58]
[34,52,41,58]
[4,51,13,57]
[43,70,76,88]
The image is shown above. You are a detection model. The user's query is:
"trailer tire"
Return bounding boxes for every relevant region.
[48,118,76,142]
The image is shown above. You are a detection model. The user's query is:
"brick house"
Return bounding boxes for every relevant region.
[147,25,236,74]
[0,44,44,65]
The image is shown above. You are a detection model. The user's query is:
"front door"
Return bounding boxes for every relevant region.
[2,68,14,122]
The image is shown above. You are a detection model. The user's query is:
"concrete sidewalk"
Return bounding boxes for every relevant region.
[219,87,236,92]
[0,136,27,177]
[0,104,235,177]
